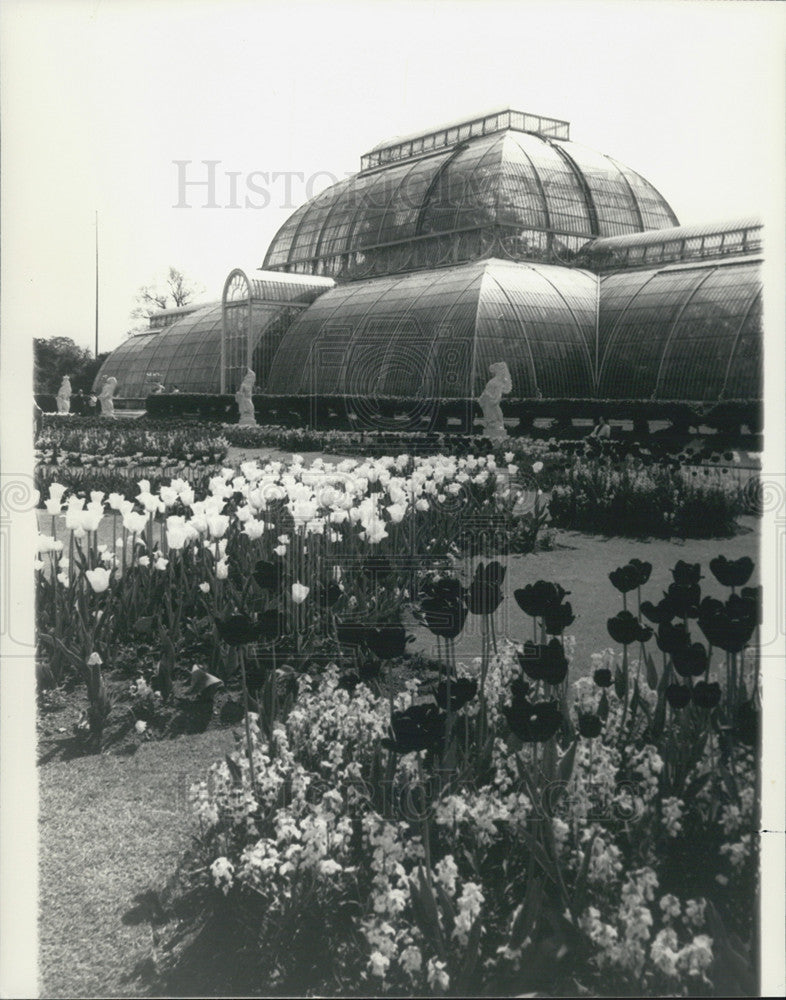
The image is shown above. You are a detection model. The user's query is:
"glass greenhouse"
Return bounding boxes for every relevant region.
[95,109,763,406]
[265,260,597,400]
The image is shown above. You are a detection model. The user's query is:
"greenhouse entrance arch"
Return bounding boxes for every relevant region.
[219,269,334,393]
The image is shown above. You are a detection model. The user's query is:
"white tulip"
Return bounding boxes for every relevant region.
[386,503,407,524]
[48,483,67,504]
[123,511,148,535]
[243,518,265,540]
[291,582,310,604]
[216,558,229,580]
[85,567,111,593]
[207,514,229,539]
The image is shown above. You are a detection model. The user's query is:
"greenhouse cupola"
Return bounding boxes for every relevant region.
[263,107,679,281]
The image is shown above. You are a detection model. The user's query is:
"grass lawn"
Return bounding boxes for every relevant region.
[38,728,237,999]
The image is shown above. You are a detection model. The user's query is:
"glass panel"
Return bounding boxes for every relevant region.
[598,260,762,401]
[266,259,597,400]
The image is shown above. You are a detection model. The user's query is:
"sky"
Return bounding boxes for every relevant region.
[1,0,785,358]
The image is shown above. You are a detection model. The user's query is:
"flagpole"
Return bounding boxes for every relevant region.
[95,210,99,358]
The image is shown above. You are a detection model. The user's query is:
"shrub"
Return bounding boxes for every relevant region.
[549,458,749,539]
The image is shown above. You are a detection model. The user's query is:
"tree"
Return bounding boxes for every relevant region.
[34,337,102,394]
[129,266,205,329]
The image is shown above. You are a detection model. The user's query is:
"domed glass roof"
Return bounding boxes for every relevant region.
[263,117,678,279]
[265,258,598,399]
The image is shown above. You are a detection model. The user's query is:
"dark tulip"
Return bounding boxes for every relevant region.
[628,558,652,587]
[697,596,724,619]
[359,659,383,682]
[672,642,709,678]
[740,586,762,626]
[436,677,478,712]
[609,564,640,594]
[421,576,464,602]
[657,621,692,655]
[337,671,360,693]
[336,622,371,647]
[671,560,703,586]
[381,703,445,754]
[504,698,563,743]
[363,555,393,577]
[256,608,284,641]
[465,578,504,616]
[607,610,641,646]
[593,667,613,688]
[578,713,603,739]
[665,582,701,619]
[727,593,758,632]
[542,601,575,636]
[734,700,758,747]
[666,683,691,709]
[475,560,507,587]
[513,581,570,619]
[318,580,343,608]
[511,675,531,701]
[517,639,568,686]
[215,614,258,646]
[641,598,677,626]
[697,596,755,653]
[692,681,722,709]
[709,555,754,589]
[420,593,468,640]
[366,625,412,661]
[253,559,282,592]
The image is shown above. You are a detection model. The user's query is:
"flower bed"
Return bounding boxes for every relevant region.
[34,444,760,995]
[169,554,759,997]
[34,453,546,697]
[549,458,751,539]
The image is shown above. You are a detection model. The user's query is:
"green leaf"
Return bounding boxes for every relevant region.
[520,830,559,886]
[457,911,484,986]
[509,876,543,949]
[434,881,457,929]
[416,864,446,961]
[645,649,658,690]
[629,680,640,722]
[613,665,626,701]
[573,832,597,916]
[597,690,609,723]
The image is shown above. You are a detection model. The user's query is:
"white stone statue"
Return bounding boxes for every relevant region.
[478,362,512,441]
[56,376,72,414]
[235,368,257,426]
[99,377,117,418]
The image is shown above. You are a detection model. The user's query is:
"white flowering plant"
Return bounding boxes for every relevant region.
[176,554,758,996]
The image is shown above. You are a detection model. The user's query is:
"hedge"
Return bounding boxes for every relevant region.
[144,392,763,434]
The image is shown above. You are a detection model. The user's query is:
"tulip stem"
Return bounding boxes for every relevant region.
[417,752,433,883]
[489,611,498,655]
[238,646,256,788]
